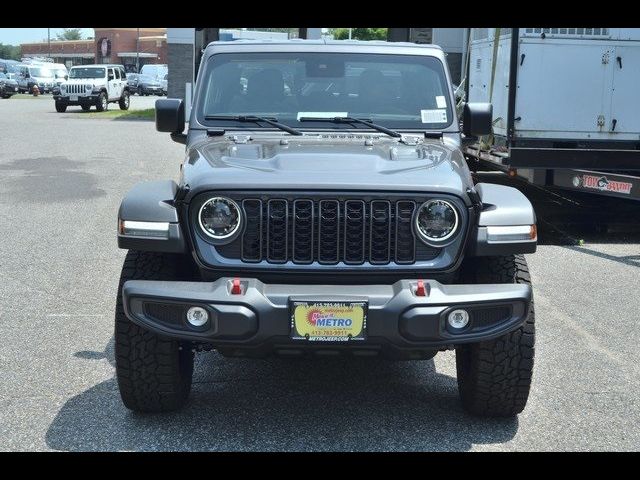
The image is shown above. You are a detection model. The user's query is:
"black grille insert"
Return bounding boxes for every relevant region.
[144,303,185,325]
[214,195,445,265]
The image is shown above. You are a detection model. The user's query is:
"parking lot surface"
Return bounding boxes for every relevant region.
[1,96,639,451]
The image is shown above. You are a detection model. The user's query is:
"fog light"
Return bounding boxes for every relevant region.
[448,309,469,329]
[186,306,209,327]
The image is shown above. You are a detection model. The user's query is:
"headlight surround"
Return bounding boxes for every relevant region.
[415,199,460,245]
[60,84,66,91]
[198,196,242,242]
[86,84,93,91]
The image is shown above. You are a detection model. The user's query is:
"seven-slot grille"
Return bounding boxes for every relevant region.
[64,84,90,94]
[217,196,441,265]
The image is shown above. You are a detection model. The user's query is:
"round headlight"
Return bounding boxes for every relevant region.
[60,84,66,91]
[198,197,242,240]
[415,199,459,244]
[85,84,93,91]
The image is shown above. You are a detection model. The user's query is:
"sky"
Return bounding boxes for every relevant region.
[0,28,94,45]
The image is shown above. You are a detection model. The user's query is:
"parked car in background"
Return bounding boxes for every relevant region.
[54,64,130,112]
[0,59,20,75]
[0,72,19,98]
[161,73,167,96]
[126,73,140,94]
[137,74,164,96]
[14,64,56,93]
[140,64,168,82]
[50,63,69,88]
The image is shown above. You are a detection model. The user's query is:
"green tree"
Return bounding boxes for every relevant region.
[56,28,84,41]
[330,28,388,41]
[0,43,21,60]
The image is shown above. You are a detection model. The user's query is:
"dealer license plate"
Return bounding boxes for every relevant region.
[290,301,367,342]
[70,95,78,102]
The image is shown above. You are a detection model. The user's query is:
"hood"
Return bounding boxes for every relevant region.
[1,78,18,86]
[182,133,473,201]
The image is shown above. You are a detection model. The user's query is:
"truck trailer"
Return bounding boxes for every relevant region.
[464,28,640,200]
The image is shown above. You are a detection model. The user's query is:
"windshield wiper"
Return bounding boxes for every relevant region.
[298,116,401,138]
[204,115,302,136]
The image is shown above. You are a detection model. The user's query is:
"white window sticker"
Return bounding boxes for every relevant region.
[421,109,448,123]
[435,96,447,108]
[296,112,348,120]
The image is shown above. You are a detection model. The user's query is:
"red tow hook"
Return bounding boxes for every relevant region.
[230,277,242,295]
[414,279,428,297]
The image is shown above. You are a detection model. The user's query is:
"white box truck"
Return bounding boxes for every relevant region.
[464,28,640,200]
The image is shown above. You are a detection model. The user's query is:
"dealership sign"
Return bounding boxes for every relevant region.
[98,38,111,57]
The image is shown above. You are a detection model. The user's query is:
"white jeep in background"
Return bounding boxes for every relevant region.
[54,64,130,112]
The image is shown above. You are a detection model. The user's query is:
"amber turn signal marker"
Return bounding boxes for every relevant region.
[530,224,537,240]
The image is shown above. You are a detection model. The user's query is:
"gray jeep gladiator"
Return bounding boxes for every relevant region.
[115,40,537,417]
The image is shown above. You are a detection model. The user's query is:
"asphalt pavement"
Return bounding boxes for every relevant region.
[1,94,639,451]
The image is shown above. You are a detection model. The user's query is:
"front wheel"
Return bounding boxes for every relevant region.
[115,251,197,412]
[119,90,130,110]
[95,91,108,111]
[81,105,91,112]
[456,255,535,417]
[55,101,67,113]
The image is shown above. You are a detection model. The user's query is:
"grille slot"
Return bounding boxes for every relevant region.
[344,200,366,264]
[293,199,314,263]
[369,200,391,264]
[241,199,262,262]
[318,200,340,264]
[395,201,416,264]
[267,199,288,263]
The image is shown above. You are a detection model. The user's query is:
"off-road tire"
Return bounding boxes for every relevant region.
[456,254,535,417]
[81,105,91,112]
[55,101,67,113]
[96,91,107,112]
[119,90,130,110]
[115,250,198,413]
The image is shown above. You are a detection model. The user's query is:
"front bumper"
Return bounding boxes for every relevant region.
[122,278,532,357]
[1,84,18,95]
[140,86,163,94]
[54,94,100,106]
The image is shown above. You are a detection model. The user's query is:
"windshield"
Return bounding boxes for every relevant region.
[198,52,453,131]
[69,67,105,79]
[139,75,157,83]
[30,67,54,78]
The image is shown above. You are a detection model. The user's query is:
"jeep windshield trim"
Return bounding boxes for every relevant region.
[69,67,105,79]
[196,52,453,132]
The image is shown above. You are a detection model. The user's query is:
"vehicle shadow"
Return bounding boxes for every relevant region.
[47,337,518,451]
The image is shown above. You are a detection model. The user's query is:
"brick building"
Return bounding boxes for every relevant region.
[21,28,167,72]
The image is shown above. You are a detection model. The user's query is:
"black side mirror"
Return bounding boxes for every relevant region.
[462,102,493,137]
[156,98,185,142]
